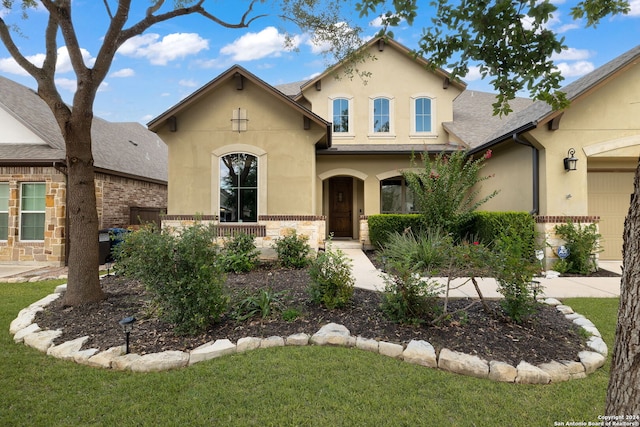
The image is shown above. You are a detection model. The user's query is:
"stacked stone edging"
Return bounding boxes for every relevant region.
[9,286,607,382]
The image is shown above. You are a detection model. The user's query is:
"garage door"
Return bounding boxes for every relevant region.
[588,171,634,260]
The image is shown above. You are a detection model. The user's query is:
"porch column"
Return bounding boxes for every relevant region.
[363,175,380,216]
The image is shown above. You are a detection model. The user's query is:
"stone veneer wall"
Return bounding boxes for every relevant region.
[95,172,167,229]
[0,166,66,265]
[0,167,167,266]
[162,215,326,259]
[536,215,600,270]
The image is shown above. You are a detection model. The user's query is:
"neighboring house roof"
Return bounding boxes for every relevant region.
[0,75,167,184]
[147,65,332,148]
[468,44,640,154]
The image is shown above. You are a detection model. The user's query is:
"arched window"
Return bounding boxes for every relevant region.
[380,177,415,213]
[219,153,258,222]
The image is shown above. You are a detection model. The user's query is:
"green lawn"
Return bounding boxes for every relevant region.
[1,281,618,426]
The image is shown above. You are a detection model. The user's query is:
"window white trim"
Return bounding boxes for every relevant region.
[410,94,437,138]
[328,95,354,139]
[19,182,46,242]
[0,182,8,241]
[368,95,395,138]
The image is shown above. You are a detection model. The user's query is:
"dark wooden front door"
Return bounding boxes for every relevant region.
[329,177,353,238]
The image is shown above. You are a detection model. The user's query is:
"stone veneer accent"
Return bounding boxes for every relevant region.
[0,167,166,266]
[162,215,326,259]
[10,284,607,382]
[535,215,601,271]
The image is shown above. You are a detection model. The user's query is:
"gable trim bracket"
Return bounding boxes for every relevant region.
[548,113,563,131]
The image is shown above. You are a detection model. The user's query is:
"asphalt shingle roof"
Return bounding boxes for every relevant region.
[0,75,167,183]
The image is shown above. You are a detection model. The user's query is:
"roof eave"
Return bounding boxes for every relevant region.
[467,122,538,156]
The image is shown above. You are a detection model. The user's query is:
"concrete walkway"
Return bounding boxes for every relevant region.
[340,248,621,298]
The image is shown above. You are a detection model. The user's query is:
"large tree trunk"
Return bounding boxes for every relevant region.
[605,159,640,414]
[61,118,106,306]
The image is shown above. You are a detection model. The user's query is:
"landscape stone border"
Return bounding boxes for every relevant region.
[9,283,607,383]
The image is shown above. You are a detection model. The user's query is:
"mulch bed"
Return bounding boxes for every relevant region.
[34,264,591,366]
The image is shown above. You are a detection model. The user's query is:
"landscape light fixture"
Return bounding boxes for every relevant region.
[119,316,136,354]
[564,148,578,171]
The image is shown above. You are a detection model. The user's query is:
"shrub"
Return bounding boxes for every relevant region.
[381,264,443,324]
[378,228,453,275]
[367,214,424,248]
[113,223,228,335]
[490,229,540,323]
[274,230,311,268]
[554,220,601,275]
[404,150,498,235]
[220,232,260,273]
[308,247,355,309]
[231,288,288,321]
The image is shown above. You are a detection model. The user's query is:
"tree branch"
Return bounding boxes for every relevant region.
[0,17,41,77]
[102,0,114,19]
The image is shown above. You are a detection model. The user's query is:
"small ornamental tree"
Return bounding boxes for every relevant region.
[403,150,498,236]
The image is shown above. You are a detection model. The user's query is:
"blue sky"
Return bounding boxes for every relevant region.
[0,1,639,124]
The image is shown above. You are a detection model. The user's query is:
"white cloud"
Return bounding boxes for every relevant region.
[118,33,209,65]
[110,68,135,78]
[178,79,198,87]
[553,47,592,61]
[55,78,109,93]
[220,27,300,61]
[630,0,640,16]
[463,66,483,82]
[0,46,95,76]
[55,78,77,92]
[556,61,595,77]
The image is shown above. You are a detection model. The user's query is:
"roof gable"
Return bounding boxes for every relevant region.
[468,44,640,153]
[295,36,466,100]
[0,75,167,183]
[147,65,331,141]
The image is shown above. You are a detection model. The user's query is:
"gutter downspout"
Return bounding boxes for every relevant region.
[512,134,540,215]
[52,162,69,267]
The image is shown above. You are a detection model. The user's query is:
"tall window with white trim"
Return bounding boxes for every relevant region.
[0,183,8,240]
[20,183,45,241]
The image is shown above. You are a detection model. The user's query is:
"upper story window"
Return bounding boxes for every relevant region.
[369,96,395,137]
[20,182,45,241]
[220,153,258,223]
[329,96,353,137]
[411,95,436,137]
[373,98,390,133]
[0,183,8,240]
[332,98,350,133]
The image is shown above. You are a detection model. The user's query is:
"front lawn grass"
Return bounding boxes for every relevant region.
[1,281,618,426]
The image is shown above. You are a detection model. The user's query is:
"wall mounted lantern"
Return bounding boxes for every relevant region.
[119,316,136,354]
[563,148,578,171]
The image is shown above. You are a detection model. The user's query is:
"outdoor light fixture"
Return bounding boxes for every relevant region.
[119,316,136,354]
[563,148,578,171]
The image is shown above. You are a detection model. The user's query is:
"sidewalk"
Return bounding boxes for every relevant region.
[341,248,621,299]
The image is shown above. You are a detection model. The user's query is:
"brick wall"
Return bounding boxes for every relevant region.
[95,172,167,228]
[162,215,326,260]
[0,166,167,266]
[0,166,66,265]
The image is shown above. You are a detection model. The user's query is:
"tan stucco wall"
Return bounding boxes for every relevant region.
[302,44,462,146]
[156,77,325,216]
[476,143,534,212]
[528,61,640,216]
